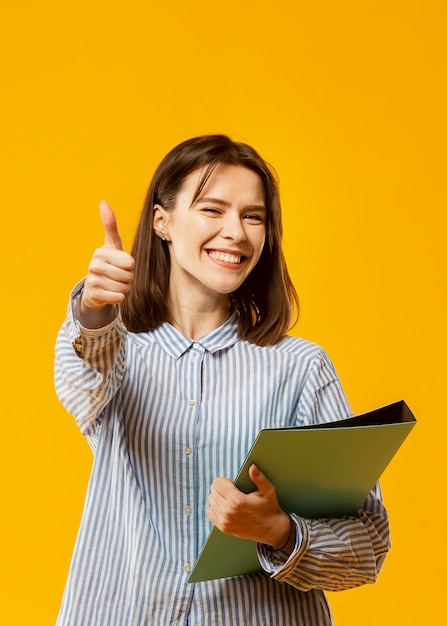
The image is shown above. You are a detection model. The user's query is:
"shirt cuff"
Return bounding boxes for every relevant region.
[67,279,125,356]
[257,513,309,578]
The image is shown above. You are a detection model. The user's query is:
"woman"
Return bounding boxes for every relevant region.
[55,134,390,625]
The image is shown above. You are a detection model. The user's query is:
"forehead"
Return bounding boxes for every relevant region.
[178,163,266,206]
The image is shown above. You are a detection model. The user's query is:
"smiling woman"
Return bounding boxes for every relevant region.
[122,134,299,344]
[152,163,268,336]
[54,134,390,626]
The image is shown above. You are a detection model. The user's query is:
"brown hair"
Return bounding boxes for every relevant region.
[121,134,299,346]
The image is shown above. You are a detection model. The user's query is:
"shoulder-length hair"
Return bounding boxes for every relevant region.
[121,134,299,346]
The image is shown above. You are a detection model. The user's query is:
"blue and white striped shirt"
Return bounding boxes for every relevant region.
[54,281,390,626]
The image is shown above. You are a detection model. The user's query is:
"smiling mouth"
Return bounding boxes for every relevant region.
[208,250,243,264]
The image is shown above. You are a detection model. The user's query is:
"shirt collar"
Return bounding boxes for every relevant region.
[133,313,240,359]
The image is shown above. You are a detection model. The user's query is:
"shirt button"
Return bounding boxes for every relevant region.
[189,399,196,407]
[184,505,192,516]
[193,342,199,348]
[185,447,192,455]
[184,563,191,573]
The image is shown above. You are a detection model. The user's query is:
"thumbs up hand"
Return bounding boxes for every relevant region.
[78,202,135,327]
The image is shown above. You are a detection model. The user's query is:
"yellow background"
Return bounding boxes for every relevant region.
[1,1,445,624]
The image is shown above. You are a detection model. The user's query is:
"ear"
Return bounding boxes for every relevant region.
[153,204,170,241]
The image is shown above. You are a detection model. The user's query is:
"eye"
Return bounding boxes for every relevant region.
[243,213,265,223]
[202,207,222,215]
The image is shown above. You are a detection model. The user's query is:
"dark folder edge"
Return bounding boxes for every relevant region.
[297,399,415,430]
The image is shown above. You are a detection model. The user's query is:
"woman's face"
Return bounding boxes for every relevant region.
[154,163,267,303]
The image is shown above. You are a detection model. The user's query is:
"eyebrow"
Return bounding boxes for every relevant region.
[195,196,266,211]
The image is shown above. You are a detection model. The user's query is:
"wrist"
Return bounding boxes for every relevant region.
[272,514,295,552]
[76,297,117,329]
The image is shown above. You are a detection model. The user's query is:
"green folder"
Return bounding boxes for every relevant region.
[188,400,416,583]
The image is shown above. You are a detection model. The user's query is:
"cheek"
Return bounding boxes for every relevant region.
[254,231,267,258]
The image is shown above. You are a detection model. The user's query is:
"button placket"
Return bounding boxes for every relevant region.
[182,343,205,578]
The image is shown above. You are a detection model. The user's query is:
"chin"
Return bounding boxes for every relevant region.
[210,287,236,296]
[211,280,245,294]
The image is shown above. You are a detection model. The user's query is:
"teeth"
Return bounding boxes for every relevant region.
[208,251,242,264]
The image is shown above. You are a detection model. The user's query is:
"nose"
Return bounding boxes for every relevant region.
[221,213,247,243]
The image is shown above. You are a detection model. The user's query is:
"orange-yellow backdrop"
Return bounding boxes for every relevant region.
[1,1,445,624]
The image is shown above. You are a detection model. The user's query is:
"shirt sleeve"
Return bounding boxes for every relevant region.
[54,280,127,438]
[258,483,390,591]
[257,348,391,591]
[296,348,354,426]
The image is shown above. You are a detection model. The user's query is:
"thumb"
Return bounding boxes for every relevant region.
[99,200,123,250]
[248,464,273,495]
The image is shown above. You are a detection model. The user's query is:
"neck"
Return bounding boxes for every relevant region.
[167,290,231,340]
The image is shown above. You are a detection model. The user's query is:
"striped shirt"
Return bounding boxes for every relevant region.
[54,281,390,626]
